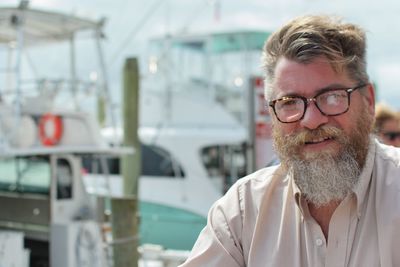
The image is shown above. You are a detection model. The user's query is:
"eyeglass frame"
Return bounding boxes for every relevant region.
[382,131,400,141]
[268,83,367,123]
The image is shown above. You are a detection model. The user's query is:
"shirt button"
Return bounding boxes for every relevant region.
[316,238,323,246]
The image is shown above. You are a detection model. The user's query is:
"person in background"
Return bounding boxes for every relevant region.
[374,102,400,147]
[179,15,400,267]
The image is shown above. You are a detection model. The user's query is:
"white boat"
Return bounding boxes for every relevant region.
[0,3,135,267]
[92,92,248,250]
[0,4,276,266]
[84,29,276,251]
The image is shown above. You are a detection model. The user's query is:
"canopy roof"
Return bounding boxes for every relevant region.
[0,6,103,45]
[151,30,271,53]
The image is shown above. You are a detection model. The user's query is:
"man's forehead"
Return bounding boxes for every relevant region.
[271,57,353,97]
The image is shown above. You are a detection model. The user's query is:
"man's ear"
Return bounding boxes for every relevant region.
[363,83,375,116]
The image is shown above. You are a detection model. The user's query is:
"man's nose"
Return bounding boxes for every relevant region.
[299,101,329,130]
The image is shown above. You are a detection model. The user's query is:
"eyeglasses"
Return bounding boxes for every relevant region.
[382,131,400,141]
[268,84,367,123]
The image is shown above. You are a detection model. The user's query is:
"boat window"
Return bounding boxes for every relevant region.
[142,144,185,178]
[0,156,51,195]
[82,144,185,178]
[56,159,73,199]
[201,144,246,193]
[82,155,120,175]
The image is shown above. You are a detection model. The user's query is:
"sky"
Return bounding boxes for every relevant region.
[2,0,400,109]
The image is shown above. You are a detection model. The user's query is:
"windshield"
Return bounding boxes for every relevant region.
[82,144,185,178]
[201,144,246,193]
[0,156,51,194]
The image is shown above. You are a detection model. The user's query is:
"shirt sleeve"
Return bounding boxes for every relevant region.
[179,187,245,267]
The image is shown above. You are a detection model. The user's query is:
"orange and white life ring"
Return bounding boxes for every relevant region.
[38,113,63,146]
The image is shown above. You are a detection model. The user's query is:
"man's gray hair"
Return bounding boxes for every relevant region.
[262,15,369,100]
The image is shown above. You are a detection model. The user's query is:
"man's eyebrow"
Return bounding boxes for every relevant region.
[315,83,349,94]
[280,83,350,98]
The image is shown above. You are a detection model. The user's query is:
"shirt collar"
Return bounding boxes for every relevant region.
[291,171,305,214]
[352,136,376,218]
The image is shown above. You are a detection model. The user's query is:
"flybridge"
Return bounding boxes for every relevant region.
[0,4,135,267]
[0,4,121,155]
[0,5,104,44]
[149,30,270,53]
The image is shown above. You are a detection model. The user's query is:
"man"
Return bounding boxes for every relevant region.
[374,102,400,147]
[180,15,400,266]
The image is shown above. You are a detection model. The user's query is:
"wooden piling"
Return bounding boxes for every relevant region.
[111,57,141,267]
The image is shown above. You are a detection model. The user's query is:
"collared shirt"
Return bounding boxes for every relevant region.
[180,138,400,267]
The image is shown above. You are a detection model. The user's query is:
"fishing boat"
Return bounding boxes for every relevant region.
[0,3,136,266]
[0,3,245,266]
[94,92,249,250]
[0,3,276,266]
[84,29,276,251]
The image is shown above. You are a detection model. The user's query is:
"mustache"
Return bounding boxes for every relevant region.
[285,126,343,146]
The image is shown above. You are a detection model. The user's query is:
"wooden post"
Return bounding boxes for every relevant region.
[111,57,141,267]
[97,96,105,127]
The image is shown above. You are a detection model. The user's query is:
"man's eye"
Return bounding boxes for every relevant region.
[321,91,347,105]
[277,98,301,110]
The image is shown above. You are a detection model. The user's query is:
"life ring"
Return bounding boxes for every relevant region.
[38,113,63,146]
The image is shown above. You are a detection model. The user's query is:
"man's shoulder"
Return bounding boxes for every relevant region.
[210,165,288,230]
[233,165,284,190]
[373,140,400,191]
[375,140,400,168]
[220,165,288,206]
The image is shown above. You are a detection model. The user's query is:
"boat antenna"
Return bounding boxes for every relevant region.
[213,0,221,23]
[177,0,217,33]
[108,0,163,67]
[18,0,29,9]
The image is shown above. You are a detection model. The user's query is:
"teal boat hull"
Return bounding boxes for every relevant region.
[139,201,207,250]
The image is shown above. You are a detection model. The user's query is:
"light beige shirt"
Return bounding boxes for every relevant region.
[180,138,400,267]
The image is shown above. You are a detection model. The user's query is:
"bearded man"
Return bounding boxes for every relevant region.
[180,15,400,267]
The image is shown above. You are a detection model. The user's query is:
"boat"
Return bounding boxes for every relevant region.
[0,3,277,266]
[84,29,277,251]
[0,3,137,266]
[94,92,249,250]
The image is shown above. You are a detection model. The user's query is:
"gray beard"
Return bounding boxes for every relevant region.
[290,149,361,207]
[272,99,373,206]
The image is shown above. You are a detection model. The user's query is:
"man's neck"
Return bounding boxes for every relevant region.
[308,200,341,241]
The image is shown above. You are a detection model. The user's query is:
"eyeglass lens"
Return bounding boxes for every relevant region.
[274,89,349,123]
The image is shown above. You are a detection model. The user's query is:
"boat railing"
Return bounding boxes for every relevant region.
[138,244,190,267]
[1,78,100,106]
